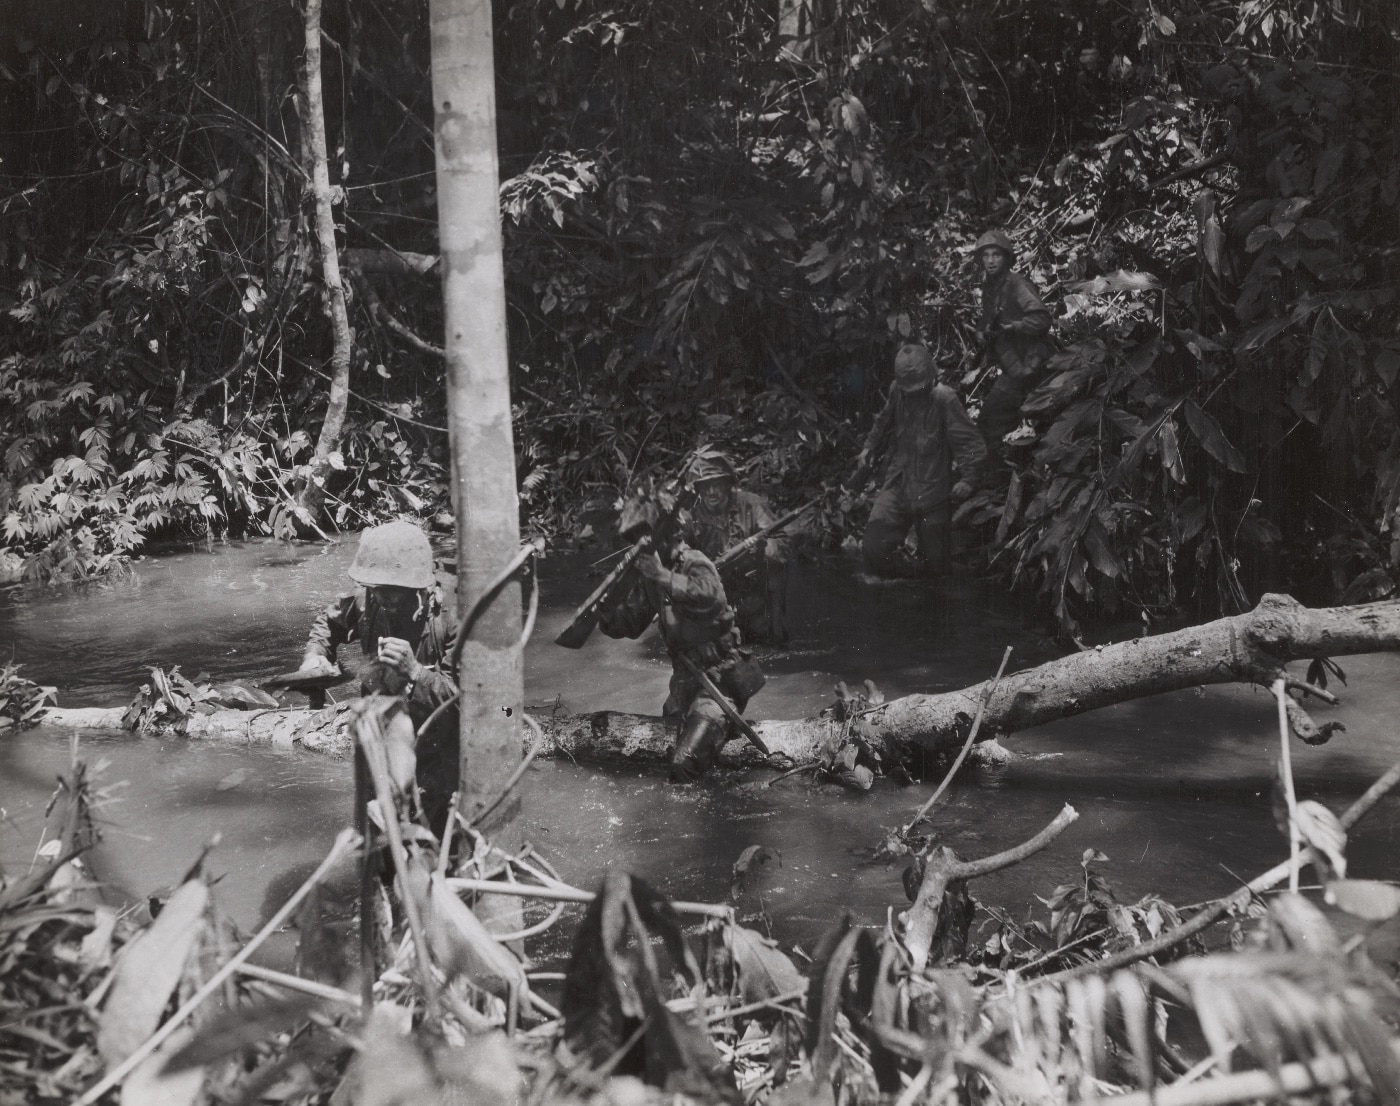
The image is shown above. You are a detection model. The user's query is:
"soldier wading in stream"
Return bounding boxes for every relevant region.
[296,520,460,831]
[973,228,1054,475]
[682,450,792,646]
[856,342,986,578]
[600,488,766,782]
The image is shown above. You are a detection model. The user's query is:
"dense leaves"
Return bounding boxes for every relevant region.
[2,0,1398,629]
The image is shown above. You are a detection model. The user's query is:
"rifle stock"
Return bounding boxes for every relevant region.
[553,541,647,649]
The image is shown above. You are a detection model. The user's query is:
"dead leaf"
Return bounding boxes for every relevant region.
[120,1028,204,1106]
[563,872,717,1092]
[1294,800,1347,877]
[836,764,874,791]
[99,878,208,1065]
[731,845,782,900]
[1326,879,1400,922]
[162,996,322,1073]
[80,906,118,973]
[421,870,528,998]
[216,768,251,791]
[722,925,805,1003]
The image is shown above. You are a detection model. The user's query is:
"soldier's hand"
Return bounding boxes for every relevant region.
[298,654,335,675]
[952,480,974,502]
[376,637,423,682]
[637,551,668,584]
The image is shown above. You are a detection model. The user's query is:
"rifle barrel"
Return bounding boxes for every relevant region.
[553,540,647,649]
[715,498,818,570]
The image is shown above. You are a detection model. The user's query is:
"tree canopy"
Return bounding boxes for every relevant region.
[1,0,1397,632]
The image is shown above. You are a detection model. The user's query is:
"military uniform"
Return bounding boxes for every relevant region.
[686,489,792,644]
[306,582,460,831]
[860,382,986,576]
[600,542,763,779]
[976,234,1054,470]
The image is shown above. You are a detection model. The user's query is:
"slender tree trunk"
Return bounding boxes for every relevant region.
[430,0,525,843]
[294,0,353,528]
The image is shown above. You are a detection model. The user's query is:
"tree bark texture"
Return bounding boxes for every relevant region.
[431,0,526,841]
[39,595,1400,764]
[294,0,353,526]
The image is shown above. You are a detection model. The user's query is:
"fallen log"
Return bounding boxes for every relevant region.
[35,594,1400,762]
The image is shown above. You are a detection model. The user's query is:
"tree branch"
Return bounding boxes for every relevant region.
[349,268,445,358]
[1147,151,1231,190]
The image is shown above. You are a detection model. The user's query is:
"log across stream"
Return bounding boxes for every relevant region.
[40,594,1400,766]
[4,539,1400,957]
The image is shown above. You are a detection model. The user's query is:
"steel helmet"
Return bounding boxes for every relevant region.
[974,229,1015,258]
[349,520,434,589]
[893,343,935,391]
[691,451,737,485]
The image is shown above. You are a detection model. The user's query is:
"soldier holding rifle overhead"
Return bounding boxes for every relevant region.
[554,474,766,783]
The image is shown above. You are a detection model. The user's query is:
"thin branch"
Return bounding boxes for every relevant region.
[1106,1044,1398,1106]
[1038,756,1400,983]
[1146,150,1231,190]
[350,267,445,358]
[444,876,732,920]
[904,646,1013,834]
[951,803,1079,880]
[73,828,359,1106]
[1275,679,1302,893]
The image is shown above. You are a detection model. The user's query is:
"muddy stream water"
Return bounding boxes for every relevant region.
[3,538,1399,968]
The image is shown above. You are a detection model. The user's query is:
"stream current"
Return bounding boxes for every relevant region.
[2,537,1398,965]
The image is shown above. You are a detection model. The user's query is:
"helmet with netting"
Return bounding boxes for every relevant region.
[974,229,1015,258]
[692,450,738,486]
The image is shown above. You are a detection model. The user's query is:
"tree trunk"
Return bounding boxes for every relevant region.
[430,0,526,843]
[292,0,353,530]
[42,595,1400,764]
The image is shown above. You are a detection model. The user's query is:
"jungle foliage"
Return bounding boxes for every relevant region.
[9,713,1400,1105]
[1,0,1397,632]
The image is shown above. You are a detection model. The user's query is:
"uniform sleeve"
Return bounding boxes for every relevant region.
[861,391,898,458]
[405,666,458,716]
[665,551,729,621]
[420,608,458,675]
[1003,276,1052,337]
[940,388,988,487]
[304,594,360,662]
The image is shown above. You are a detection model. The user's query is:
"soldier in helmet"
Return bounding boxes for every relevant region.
[855,343,986,577]
[973,229,1054,474]
[297,519,460,830]
[683,451,792,645]
[600,488,765,782]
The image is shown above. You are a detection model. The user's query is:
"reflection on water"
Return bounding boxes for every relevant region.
[2,538,1399,962]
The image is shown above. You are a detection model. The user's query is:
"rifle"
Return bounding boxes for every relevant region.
[554,471,696,650]
[553,540,649,649]
[676,653,771,757]
[714,498,819,573]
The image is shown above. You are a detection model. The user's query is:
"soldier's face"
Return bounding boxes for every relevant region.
[697,479,733,513]
[980,248,1008,277]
